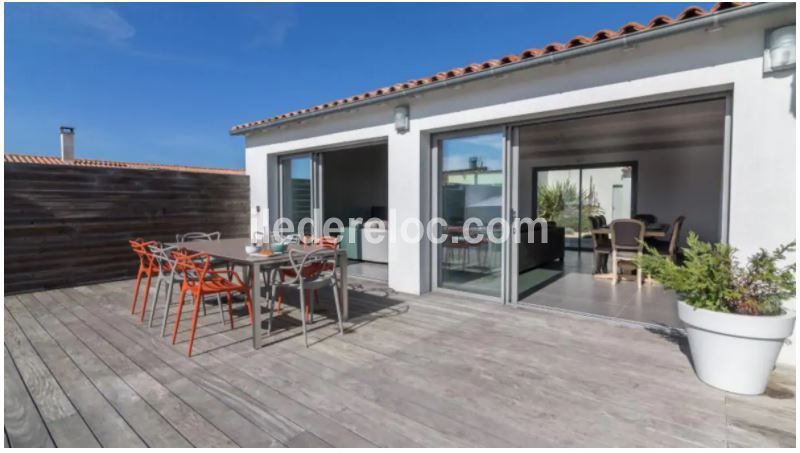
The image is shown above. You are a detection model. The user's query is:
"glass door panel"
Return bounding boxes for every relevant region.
[535,168,581,249]
[438,132,504,297]
[280,155,313,234]
[578,166,633,249]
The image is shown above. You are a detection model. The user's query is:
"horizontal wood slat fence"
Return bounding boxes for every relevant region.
[5,163,249,294]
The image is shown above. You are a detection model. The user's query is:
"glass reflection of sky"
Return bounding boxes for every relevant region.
[288,156,312,179]
[442,133,503,172]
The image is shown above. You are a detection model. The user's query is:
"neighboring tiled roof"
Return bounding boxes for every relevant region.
[230,2,750,134]
[4,153,245,175]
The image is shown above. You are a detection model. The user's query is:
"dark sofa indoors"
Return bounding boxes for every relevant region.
[518,223,565,273]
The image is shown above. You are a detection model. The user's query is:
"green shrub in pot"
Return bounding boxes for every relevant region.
[635,233,796,394]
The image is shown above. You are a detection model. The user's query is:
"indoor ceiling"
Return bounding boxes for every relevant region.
[518,98,726,158]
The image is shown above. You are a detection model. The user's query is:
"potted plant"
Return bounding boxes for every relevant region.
[636,233,796,395]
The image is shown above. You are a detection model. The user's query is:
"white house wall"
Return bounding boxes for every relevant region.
[244,7,796,362]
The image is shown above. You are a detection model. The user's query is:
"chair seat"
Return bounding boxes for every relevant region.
[194,278,244,293]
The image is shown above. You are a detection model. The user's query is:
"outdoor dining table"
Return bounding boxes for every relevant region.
[172,237,348,349]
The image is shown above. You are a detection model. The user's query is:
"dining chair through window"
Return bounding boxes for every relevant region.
[609,219,645,287]
[632,214,658,225]
[268,246,344,347]
[654,215,686,262]
[589,216,611,274]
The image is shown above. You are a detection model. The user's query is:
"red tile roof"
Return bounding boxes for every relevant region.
[230,2,750,135]
[4,153,245,176]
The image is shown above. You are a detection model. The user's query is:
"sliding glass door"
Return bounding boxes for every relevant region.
[534,164,634,251]
[435,130,509,298]
[279,154,322,235]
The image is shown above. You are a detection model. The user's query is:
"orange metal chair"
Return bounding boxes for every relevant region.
[171,250,253,357]
[275,236,339,320]
[129,238,159,319]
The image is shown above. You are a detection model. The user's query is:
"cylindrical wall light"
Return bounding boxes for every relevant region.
[764,25,796,73]
[394,105,410,134]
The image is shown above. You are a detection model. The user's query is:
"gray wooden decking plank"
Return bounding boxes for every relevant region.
[264,295,721,447]
[285,430,333,448]
[69,287,309,445]
[207,340,458,448]
[9,294,191,448]
[275,318,583,447]
[186,347,378,448]
[266,342,518,447]
[5,296,145,447]
[338,296,726,446]
[347,291,727,405]
[27,291,237,448]
[121,278,795,446]
[242,292,727,447]
[3,307,99,447]
[9,279,793,448]
[56,286,290,447]
[4,347,56,448]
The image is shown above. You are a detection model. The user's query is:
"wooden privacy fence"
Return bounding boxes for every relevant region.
[4,163,249,294]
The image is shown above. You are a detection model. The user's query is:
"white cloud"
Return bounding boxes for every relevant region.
[245,4,298,49]
[20,4,137,43]
[65,5,136,41]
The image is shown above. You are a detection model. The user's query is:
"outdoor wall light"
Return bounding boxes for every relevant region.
[394,105,410,134]
[764,25,796,74]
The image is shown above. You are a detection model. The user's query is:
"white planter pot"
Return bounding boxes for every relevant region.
[678,300,795,395]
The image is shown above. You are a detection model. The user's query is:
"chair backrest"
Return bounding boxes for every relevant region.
[176,231,221,243]
[171,250,211,284]
[597,215,608,227]
[668,216,686,256]
[610,219,645,252]
[147,243,178,276]
[587,216,610,249]
[632,214,657,225]
[129,238,156,269]
[285,246,338,285]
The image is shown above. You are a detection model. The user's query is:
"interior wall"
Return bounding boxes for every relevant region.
[520,144,724,245]
[322,144,388,222]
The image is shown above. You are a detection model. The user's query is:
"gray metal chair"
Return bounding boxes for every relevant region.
[609,219,645,287]
[176,231,230,273]
[176,231,221,242]
[267,246,344,347]
[147,243,226,337]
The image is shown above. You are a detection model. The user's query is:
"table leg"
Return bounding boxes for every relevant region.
[251,263,262,350]
[339,253,348,321]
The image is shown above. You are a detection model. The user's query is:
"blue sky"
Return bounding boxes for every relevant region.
[5,2,713,169]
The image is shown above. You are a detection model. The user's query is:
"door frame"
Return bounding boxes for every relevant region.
[430,126,516,304]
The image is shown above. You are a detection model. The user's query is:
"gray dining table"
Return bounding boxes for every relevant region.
[173,237,348,349]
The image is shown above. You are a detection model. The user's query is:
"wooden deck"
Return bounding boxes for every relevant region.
[4,278,795,447]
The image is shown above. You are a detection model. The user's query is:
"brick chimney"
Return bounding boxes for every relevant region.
[60,126,75,161]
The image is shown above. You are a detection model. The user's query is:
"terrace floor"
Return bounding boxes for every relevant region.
[4,277,796,447]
